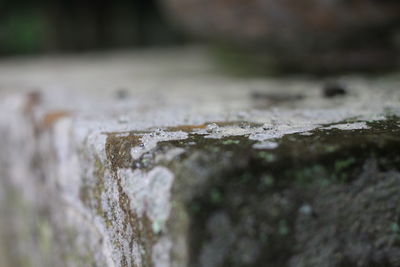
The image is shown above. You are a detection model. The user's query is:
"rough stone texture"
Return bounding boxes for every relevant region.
[1,48,400,267]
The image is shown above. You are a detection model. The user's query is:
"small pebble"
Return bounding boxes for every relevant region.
[322,82,347,98]
[115,88,129,100]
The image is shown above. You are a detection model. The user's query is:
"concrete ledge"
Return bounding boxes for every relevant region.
[1,49,400,267]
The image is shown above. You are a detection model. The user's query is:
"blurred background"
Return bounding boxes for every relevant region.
[0,0,399,73]
[0,0,185,55]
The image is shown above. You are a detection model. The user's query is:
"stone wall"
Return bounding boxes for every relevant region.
[1,48,400,266]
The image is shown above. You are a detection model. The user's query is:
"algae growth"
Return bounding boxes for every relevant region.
[98,116,400,267]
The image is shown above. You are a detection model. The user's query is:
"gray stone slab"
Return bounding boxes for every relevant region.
[1,48,400,267]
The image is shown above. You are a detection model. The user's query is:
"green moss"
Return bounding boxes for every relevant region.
[239,172,253,184]
[258,151,276,162]
[290,164,326,187]
[335,157,356,172]
[391,223,400,233]
[210,188,222,204]
[38,220,53,258]
[98,116,400,267]
[278,220,290,236]
[261,175,274,187]
[163,117,400,267]
[325,145,337,153]
[222,139,241,145]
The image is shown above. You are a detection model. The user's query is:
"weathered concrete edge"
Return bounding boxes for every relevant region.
[1,92,400,267]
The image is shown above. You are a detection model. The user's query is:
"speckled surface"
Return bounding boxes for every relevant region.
[0,48,400,267]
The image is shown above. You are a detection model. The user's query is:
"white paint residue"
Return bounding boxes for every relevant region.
[152,236,173,267]
[155,147,185,163]
[130,131,188,160]
[321,121,370,131]
[119,167,174,232]
[248,125,317,141]
[252,141,279,150]
[146,167,175,225]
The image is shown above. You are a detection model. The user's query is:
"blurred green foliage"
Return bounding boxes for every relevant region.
[0,11,46,54]
[0,0,183,55]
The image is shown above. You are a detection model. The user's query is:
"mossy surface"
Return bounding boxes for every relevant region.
[158,117,400,267]
[96,117,400,266]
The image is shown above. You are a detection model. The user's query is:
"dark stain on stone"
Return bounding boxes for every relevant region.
[115,88,130,100]
[103,132,157,266]
[105,133,142,171]
[24,91,43,136]
[165,124,207,132]
[24,91,42,114]
[322,81,348,98]
[251,91,305,104]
